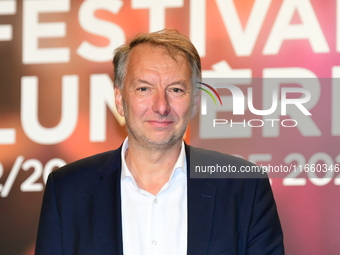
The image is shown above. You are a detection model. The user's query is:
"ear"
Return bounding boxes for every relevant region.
[114,86,124,117]
[190,89,201,118]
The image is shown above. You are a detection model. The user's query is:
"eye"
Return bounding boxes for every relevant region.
[137,87,149,92]
[135,87,153,95]
[167,87,186,97]
[172,88,183,93]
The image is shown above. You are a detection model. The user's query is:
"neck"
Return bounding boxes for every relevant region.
[125,138,182,195]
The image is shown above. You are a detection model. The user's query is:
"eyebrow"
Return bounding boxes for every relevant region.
[169,80,188,86]
[134,79,152,85]
[134,79,188,86]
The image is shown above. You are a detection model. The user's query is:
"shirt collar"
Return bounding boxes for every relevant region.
[120,137,186,185]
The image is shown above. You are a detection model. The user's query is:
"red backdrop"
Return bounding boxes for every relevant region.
[0,0,339,254]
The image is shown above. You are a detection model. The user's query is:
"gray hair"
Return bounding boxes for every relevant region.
[113,29,202,91]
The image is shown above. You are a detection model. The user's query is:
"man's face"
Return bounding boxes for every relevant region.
[115,44,199,150]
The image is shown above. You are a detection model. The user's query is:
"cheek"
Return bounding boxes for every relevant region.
[127,98,150,117]
[172,101,191,119]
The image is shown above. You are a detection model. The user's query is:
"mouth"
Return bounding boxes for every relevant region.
[146,120,174,128]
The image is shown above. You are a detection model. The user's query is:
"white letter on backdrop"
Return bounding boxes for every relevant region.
[23,0,70,64]
[77,0,125,62]
[90,74,125,142]
[0,0,16,41]
[132,0,183,32]
[190,0,206,57]
[263,0,329,55]
[21,76,78,144]
[216,0,271,56]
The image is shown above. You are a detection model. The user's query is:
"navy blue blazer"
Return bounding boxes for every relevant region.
[35,144,284,255]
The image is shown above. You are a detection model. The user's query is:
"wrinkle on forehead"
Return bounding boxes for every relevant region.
[124,44,191,88]
[128,44,189,72]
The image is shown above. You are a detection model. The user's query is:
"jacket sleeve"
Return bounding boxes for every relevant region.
[35,173,63,255]
[247,178,284,254]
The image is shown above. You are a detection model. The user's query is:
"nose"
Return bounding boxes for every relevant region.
[152,91,171,116]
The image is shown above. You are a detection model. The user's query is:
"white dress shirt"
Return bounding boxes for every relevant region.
[120,138,187,255]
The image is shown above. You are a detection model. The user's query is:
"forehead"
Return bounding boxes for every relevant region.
[126,44,190,75]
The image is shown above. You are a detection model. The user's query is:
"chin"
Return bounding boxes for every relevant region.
[145,135,182,148]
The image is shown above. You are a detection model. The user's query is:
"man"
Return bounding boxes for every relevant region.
[35,29,284,255]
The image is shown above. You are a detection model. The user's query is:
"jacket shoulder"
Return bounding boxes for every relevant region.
[51,149,121,187]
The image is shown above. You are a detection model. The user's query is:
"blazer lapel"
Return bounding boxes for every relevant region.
[93,147,124,255]
[186,144,216,255]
